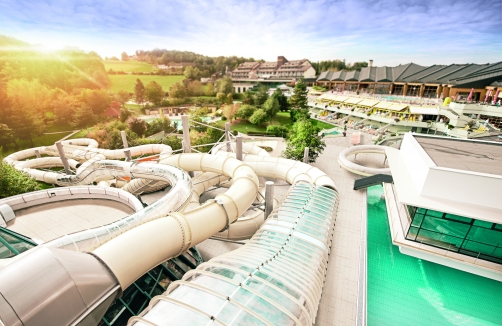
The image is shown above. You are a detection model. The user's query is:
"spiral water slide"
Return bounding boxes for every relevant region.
[4,139,173,195]
[0,140,339,325]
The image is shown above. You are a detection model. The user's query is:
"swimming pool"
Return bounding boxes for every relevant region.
[367,185,502,326]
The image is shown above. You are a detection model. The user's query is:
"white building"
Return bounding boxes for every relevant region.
[384,133,502,281]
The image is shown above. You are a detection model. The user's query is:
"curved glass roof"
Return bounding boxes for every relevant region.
[131,183,339,326]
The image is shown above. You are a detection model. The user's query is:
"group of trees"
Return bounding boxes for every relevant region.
[133,79,165,106]
[311,60,368,74]
[0,35,113,149]
[135,49,256,78]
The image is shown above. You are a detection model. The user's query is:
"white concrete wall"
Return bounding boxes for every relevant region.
[421,167,502,214]
[399,133,436,194]
[304,67,316,78]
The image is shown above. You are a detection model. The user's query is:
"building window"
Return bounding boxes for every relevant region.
[392,85,404,95]
[405,206,502,264]
[375,84,390,94]
[423,86,438,98]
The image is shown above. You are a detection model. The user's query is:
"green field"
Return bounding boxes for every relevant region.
[103,60,157,73]
[214,112,335,135]
[0,132,73,157]
[108,75,184,92]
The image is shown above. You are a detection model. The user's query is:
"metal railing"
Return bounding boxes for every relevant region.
[356,190,367,326]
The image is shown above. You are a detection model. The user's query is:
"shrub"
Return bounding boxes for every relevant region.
[0,161,41,198]
[266,125,289,138]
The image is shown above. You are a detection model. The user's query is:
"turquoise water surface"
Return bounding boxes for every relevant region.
[367,185,502,326]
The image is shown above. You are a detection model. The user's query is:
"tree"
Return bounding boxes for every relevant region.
[145,81,164,105]
[146,115,174,136]
[226,93,233,104]
[71,104,96,128]
[121,52,129,61]
[186,80,204,96]
[0,161,41,199]
[120,108,132,122]
[289,78,309,110]
[134,78,146,105]
[235,105,255,120]
[52,93,82,124]
[222,104,239,122]
[249,109,268,125]
[283,118,325,163]
[115,89,130,105]
[274,88,289,111]
[5,79,47,145]
[242,91,254,105]
[215,77,233,95]
[263,96,280,122]
[253,87,268,106]
[205,83,215,96]
[169,82,187,99]
[0,124,15,150]
[216,92,226,103]
[184,66,200,80]
[128,117,148,137]
[80,89,112,116]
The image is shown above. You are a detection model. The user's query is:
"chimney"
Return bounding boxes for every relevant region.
[277,56,288,67]
[369,59,373,67]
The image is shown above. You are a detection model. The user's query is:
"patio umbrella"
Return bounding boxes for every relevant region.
[466,88,474,102]
[493,89,500,104]
[484,89,492,102]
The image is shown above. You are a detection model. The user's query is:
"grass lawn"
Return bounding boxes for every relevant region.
[44,121,76,133]
[0,132,73,158]
[68,128,93,139]
[103,60,157,73]
[109,75,184,92]
[311,120,338,130]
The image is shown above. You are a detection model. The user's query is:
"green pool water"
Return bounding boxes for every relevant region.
[367,185,502,326]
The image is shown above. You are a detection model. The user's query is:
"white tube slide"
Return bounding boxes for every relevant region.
[43,161,192,253]
[337,145,391,176]
[211,141,269,156]
[214,152,338,191]
[157,152,336,240]
[92,154,259,289]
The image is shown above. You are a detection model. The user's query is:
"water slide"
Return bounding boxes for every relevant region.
[338,144,391,176]
[0,139,339,325]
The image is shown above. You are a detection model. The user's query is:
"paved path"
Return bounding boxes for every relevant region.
[57,130,81,142]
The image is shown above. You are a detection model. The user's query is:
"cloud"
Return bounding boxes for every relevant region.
[0,0,500,65]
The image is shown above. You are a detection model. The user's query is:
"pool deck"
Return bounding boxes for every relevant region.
[7,199,134,242]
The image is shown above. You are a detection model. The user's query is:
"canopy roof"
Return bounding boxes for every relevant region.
[388,104,409,112]
[409,107,439,115]
[358,99,380,107]
[374,102,394,109]
[344,97,364,105]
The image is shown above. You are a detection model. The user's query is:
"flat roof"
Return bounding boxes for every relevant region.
[414,135,502,176]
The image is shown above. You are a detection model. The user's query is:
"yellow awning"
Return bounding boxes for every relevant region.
[344,97,364,104]
[388,104,409,112]
[333,96,349,102]
[358,99,380,107]
[374,101,394,109]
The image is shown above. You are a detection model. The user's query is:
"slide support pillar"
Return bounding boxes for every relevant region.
[265,181,274,219]
[55,141,71,175]
[303,147,310,163]
[124,149,132,162]
[236,136,243,161]
[182,115,194,177]
[225,122,231,152]
[121,130,128,148]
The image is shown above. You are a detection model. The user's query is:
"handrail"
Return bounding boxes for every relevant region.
[356,190,367,326]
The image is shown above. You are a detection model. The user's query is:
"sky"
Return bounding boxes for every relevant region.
[0,0,501,66]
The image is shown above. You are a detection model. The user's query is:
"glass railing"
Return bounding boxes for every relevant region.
[0,227,37,259]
